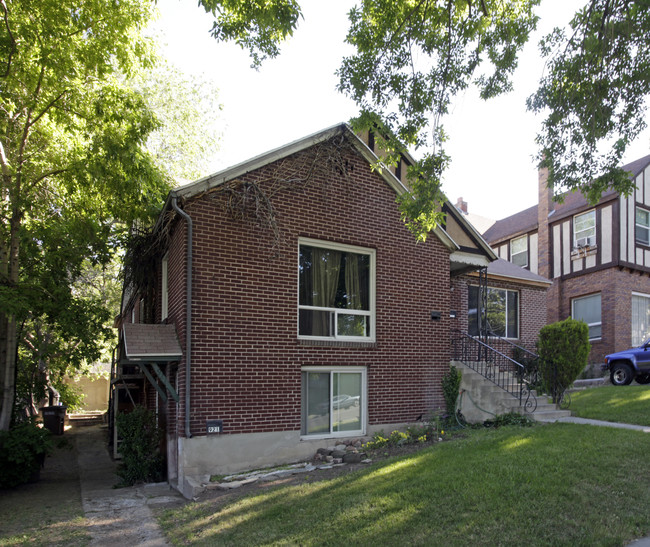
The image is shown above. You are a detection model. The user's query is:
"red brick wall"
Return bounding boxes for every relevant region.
[451,274,548,353]
[163,140,451,437]
[547,267,650,363]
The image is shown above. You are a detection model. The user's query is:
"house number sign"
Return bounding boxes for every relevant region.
[206,420,223,434]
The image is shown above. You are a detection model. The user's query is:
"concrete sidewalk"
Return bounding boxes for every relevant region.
[75,424,185,546]
[537,415,650,432]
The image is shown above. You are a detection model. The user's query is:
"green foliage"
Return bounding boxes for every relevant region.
[482,411,536,428]
[200,0,302,67]
[338,0,540,240]
[528,1,650,203]
[0,420,53,488]
[116,406,163,486]
[0,0,173,427]
[53,382,86,413]
[441,366,462,417]
[536,318,590,403]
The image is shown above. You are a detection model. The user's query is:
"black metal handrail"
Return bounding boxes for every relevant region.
[484,329,538,360]
[451,330,537,413]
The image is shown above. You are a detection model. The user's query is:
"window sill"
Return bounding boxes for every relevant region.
[298,339,377,349]
[571,246,597,259]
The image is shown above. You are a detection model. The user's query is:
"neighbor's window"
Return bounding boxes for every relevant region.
[631,293,650,346]
[635,207,650,246]
[572,293,601,340]
[301,367,365,437]
[510,235,528,267]
[298,239,375,341]
[468,286,519,339]
[573,210,596,247]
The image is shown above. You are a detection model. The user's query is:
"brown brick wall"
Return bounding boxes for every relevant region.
[162,141,451,438]
[451,274,548,353]
[548,267,650,363]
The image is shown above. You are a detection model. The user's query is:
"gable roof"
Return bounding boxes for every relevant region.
[483,153,650,245]
[158,122,496,262]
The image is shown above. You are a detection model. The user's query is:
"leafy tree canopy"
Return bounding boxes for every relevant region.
[208,0,650,238]
[0,0,210,427]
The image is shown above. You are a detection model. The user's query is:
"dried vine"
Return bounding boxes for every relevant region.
[122,212,174,322]
[207,134,356,254]
[122,134,357,311]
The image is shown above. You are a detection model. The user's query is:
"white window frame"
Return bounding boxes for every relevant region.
[297,238,376,342]
[510,235,528,267]
[635,207,650,246]
[571,293,602,341]
[301,366,367,439]
[573,209,597,247]
[631,292,650,346]
[161,252,169,321]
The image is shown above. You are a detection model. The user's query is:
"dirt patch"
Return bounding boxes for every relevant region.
[193,437,453,505]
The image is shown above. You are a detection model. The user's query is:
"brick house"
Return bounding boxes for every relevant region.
[113,124,549,493]
[482,154,650,364]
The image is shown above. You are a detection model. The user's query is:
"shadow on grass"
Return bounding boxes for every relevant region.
[159,424,650,546]
[571,384,650,426]
[0,433,90,546]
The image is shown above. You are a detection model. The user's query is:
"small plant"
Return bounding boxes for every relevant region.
[483,412,536,428]
[115,406,163,486]
[0,419,54,488]
[441,366,462,418]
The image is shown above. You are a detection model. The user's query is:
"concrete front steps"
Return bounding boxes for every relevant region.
[451,361,572,424]
[67,411,107,427]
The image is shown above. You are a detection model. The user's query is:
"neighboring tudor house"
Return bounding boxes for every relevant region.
[113,123,549,493]
[483,154,650,363]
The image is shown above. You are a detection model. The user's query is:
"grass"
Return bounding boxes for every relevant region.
[570,384,650,426]
[0,438,90,546]
[158,423,650,546]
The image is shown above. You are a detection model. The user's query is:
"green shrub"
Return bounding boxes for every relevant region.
[0,420,53,488]
[115,406,163,486]
[536,318,590,404]
[441,366,462,417]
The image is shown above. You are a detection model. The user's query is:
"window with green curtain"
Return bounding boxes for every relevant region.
[299,242,372,339]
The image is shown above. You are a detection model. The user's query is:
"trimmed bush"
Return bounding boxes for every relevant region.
[116,406,163,486]
[537,318,590,403]
[0,420,53,488]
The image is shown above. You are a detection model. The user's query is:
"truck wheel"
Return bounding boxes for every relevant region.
[635,373,650,385]
[610,363,634,386]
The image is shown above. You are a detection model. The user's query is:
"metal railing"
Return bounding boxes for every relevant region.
[451,330,537,413]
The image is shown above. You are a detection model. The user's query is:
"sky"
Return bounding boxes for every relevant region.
[152,0,650,221]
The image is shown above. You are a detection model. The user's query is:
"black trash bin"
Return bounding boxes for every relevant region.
[40,406,67,435]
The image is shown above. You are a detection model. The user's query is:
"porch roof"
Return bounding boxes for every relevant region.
[122,323,183,362]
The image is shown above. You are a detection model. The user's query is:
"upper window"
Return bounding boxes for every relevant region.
[572,293,601,340]
[636,207,650,246]
[573,210,596,247]
[510,235,528,268]
[298,239,375,341]
[468,286,519,339]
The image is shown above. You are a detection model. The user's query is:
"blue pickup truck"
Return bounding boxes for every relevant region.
[603,340,650,385]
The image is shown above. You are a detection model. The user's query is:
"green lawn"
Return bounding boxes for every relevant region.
[570,384,650,426]
[158,424,650,546]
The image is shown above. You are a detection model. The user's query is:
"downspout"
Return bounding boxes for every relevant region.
[171,195,193,439]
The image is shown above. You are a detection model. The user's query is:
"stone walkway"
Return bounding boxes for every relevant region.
[75,425,185,546]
